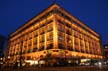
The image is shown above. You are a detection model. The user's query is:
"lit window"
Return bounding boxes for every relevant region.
[74,37,78,45]
[47,33,53,41]
[80,40,84,46]
[23,50,26,54]
[58,36,64,42]
[28,39,32,46]
[34,38,37,44]
[39,46,44,51]
[47,27,53,32]
[67,36,71,43]
[34,31,38,37]
[46,20,53,25]
[40,23,45,28]
[40,30,45,35]
[40,36,45,43]
[57,21,64,32]
[58,27,64,32]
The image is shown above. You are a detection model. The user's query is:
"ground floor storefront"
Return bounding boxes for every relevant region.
[3,58,102,68]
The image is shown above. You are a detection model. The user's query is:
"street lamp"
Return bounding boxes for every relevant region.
[0,58,3,60]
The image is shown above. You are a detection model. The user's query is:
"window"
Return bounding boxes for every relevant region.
[23,50,26,54]
[24,35,27,41]
[39,35,45,43]
[80,40,84,46]
[84,36,88,41]
[28,39,32,46]
[67,36,72,44]
[57,19,64,25]
[47,32,53,41]
[74,47,79,52]
[74,37,79,45]
[23,42,27,48]
[80,34,83,40]
[59,28,64,32]
[27,49,32,53]
[33,48,37,52]
[64,15,71,22]
[67,46,73,51]
[58,24,64,32]
[34,26,39,30]
[80,48,84,53]
[85,41,88,48]
[29,32,32,39]
[46,44,53,49]
[47,26,53,32]
[40,23,45,28]
[55,8,64,17]
[40,30,45,35]
[58,36,64,42]
[65,22,71,28]
[39,46,44,51]
[58,43,65,49]
[42,37,45,42]
[40,35,45,43]
[46,20,53,25]
[34,37,37,44]
[34,31,38,37]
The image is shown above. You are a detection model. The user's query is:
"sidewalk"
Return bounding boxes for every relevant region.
[0,65,108,71]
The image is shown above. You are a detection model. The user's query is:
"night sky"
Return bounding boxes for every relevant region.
[0,0,108,44]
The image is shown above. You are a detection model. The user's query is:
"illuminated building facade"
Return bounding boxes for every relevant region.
[6,4,102,66]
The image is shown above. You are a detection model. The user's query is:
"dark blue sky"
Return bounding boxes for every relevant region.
[0,0,108,44]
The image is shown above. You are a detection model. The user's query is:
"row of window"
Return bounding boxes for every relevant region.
[56,9,99,38]
[58,32,99,48]
[10,38,53,52]
[10,31,53,50]
[58,43,100,55]
[9,19,53,46]
[57,19,99,42]
[10,38,100,56]
[9,43,53,56]
[9,42,101,56]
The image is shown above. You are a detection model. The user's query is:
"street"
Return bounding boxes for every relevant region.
[0,65,108,71]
